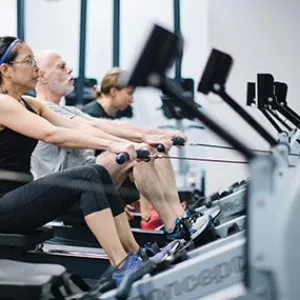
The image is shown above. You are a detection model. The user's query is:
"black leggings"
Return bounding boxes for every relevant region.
[0,164,124,233]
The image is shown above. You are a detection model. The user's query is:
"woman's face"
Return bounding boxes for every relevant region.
[113,87,135,111]
[4,43,39,91]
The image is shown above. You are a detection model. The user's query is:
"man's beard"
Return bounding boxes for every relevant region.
[48,77,74,96]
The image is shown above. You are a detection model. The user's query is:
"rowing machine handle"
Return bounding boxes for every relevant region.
[116,152,130,165]
[171,136,186,146]
[157,144,166,152]
[136,149,151,160]
[157,136,186,152]
[116,149,151,164]
[116,260,156,299]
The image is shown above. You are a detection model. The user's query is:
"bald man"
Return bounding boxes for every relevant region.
[28,50,210,241]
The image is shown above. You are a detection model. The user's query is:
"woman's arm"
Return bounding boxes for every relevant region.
[0,95,135,156]
[25,96,136,145]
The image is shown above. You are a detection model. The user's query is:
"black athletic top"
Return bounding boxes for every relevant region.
[82,100,114,119]
[0,99,38,196]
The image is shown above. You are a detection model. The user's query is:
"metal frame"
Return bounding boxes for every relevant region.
[216,88,277,147]
[77,0,88,105]
[173,0,181,82]
[112,0,120,67]
[274,104,300,127]
[173,0,189,185]
[261,110,283,133]
[198,187,246,220]
[16,0,25,40]
[266,108,292,131]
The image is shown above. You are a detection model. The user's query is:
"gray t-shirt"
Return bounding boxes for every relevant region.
[31,101,96,179]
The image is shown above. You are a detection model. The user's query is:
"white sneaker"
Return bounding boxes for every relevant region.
[164,215,210,241]
[202,206,221,220]
[189,214,210,240]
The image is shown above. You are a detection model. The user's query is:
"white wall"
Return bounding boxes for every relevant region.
[25,0,81,76]
[202,0,300,192]
[119,0,174,131]
[0,0,17,36]
[85,0,113,81]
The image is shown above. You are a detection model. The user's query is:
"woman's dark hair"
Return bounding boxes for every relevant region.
[0,36,23,86]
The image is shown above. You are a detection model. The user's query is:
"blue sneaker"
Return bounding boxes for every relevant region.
[149,240,180,263]
[142,242,159,257]
[164,215,210,241]
[139,240,180,263]
[112,254,143,286]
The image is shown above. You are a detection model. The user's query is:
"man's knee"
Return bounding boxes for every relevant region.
[95,151,113,164]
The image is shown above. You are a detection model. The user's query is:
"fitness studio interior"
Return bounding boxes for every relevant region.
[0,0,299,299]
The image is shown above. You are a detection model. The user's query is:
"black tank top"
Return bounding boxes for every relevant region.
[0,99,38,196]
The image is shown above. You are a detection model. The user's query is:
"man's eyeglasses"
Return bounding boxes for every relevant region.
[10,58,37,67]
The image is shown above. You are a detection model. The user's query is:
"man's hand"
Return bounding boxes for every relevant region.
[108,142,137,160]
[143,134,173,152]
[166,130,188,142]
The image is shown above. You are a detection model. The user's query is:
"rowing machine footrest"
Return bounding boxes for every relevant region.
[193,224,218,248]
[227,223,241,236]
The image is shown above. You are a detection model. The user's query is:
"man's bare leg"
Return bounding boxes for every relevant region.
[133,160,178,231]
[139,195,153,221]
[97,152,178,231]
[153,156,186,218]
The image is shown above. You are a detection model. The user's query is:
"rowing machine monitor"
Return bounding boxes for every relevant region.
[257,74,275,110]
[119,25,183,88]
[159,78,197,120]
[246,82,256,106]
[274,81,288,105]
[197,49,233,95]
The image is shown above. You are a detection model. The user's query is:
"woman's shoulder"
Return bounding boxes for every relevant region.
[0,94,16,102]
[0,94,21,110]
[22,96,42,115]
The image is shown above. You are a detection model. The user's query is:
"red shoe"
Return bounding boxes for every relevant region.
[140,209,163,230]
[140,202,187,231]
[181,201,187,210]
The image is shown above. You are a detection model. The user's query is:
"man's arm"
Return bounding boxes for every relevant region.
[73,115,186,143]
[73,116,144,142]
